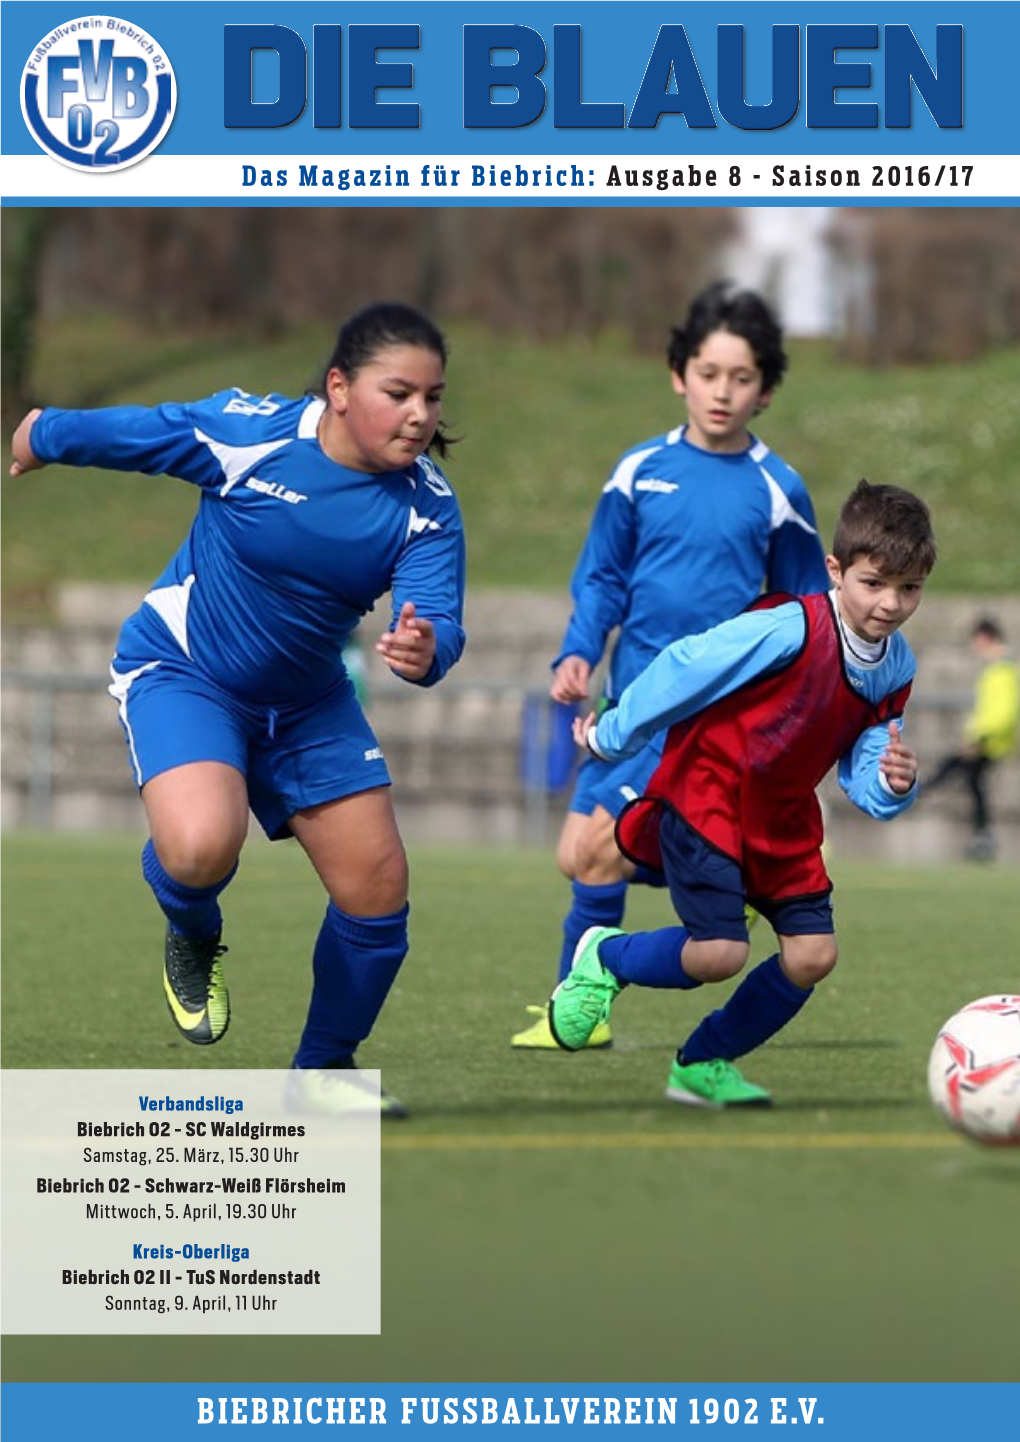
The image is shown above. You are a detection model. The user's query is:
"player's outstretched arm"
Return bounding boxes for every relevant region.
[9,408,44,477]
[598,604,803,761]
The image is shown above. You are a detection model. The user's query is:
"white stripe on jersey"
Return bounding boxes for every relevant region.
[759,465,819,536]
[143,574,195,657]
[298,398,325,438]
[407,508,441,539]
[603,444,662,501]
[108,659,161,785]
[193,427,295,497]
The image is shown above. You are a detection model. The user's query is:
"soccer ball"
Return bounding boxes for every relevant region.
[927,996,1020,1146]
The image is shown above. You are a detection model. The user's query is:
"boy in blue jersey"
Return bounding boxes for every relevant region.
[513,282,829,1049]
[550,481,937,1107]
[9,303,466,1119]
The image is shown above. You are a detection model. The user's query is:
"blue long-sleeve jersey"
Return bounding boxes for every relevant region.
[556,426,829,698]
[32,390,467,707]
[592,595,918,821]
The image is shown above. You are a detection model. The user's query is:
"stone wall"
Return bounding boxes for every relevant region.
[3,586,1018,862]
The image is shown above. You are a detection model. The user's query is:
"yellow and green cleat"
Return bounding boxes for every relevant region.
[163,926,230,1045]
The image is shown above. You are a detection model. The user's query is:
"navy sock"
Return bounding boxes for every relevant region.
[293,902,409,1068]
[557,879,628,982]
[599,928,702,990]
[680,953,813,1064]
[141,839,235,940]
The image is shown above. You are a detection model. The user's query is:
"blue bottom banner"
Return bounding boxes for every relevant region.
[1,1383,1017,1440]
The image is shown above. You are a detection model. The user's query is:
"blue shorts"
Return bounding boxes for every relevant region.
[658,810,835,943]
[108,651,391,841]
[569,735,665,821]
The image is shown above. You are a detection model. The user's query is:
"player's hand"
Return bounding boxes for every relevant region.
[9,409,44,477]
[376,601,436,681]
[551,655,591,704]
[880,720,917,794]
[572,712,601,754]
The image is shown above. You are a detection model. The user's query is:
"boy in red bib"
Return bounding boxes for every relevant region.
[549,481,937,1108]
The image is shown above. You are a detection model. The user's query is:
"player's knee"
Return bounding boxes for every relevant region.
[684,937,748,983]
[779,936,838,989]
[369,839,409,909]
[555,835,577,880]
[157,832,240,889]
[574,827,626,885]
[330,837,408,915]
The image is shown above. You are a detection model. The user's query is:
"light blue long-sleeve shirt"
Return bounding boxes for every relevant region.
[591,596,918,821]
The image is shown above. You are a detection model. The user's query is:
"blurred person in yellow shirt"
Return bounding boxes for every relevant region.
[926,617,1019,860]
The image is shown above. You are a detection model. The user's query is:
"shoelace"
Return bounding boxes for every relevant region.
[166,936,228,1008]
[703,1060,737,1086]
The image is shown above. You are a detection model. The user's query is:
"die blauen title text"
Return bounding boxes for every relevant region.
[223,23,963,131]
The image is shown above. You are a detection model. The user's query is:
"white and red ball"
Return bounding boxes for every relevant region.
[927,995,1020,1145]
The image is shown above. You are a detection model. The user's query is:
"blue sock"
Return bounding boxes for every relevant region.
[141,839,235,940]
[631,864,669,889]
[293,902,409,1068]
[557,879,628,982]
[680,953,812,1064]
[599,928,702,990]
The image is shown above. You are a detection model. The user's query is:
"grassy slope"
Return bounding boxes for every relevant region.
[3,835,1017,1383]
[3,315,1019,611]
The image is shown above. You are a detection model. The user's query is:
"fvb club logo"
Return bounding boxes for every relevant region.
[21,16,176,171]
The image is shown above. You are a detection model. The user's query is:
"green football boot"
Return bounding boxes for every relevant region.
[163,926,230,1045]
[548,926,625,1051]
[665,1058,772,1109]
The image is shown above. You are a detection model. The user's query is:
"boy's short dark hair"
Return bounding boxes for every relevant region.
[832,480,938,577]
[667,281,788,392]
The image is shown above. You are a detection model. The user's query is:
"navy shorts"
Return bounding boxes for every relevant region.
[570,734,665,821]
[658,810,834,942]
[108,652,391,841]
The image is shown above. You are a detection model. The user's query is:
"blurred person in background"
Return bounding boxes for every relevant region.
[512,281,829,1051]
[9,302,466,1118]
[343,626,370,706]
[925,617,1019,861]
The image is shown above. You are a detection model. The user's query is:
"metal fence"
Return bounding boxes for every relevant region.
[2,670,108,829]
[0,670,587,841]
[2,668,983,840]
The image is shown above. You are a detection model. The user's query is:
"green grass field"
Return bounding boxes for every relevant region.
[2,835,1017,1384]
[4,316,1020,611]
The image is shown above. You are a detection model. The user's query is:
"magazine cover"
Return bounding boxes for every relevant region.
[2,3,1018,1438]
